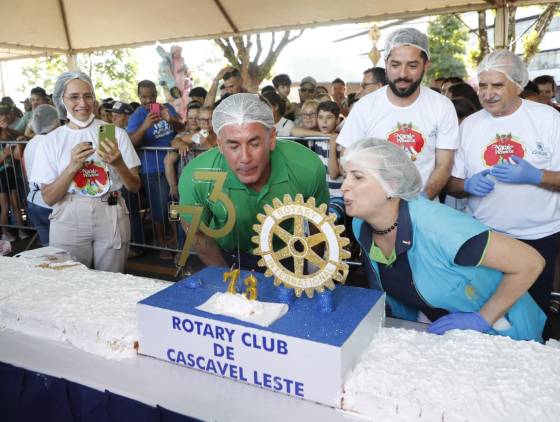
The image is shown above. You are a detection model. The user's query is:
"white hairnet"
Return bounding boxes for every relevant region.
[212,93,275,136]
[52,70,95,119]
[30,104,59,134]
[384,28,430,61]
[340,138,421,201]
[477,49,529,90]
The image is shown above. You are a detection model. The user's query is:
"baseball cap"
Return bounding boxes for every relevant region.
[300,76,317,87]
[111,101,133,115]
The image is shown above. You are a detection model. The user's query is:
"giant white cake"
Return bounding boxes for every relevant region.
[1,255,559,420]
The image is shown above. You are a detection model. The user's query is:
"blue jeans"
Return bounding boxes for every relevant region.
[27,202,51,246]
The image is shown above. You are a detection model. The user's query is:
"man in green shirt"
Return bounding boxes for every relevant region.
[178,93,329,269]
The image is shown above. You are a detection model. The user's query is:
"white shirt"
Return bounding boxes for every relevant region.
[275,117,295,137]
[452,99,560,239]
[337,86,459,189]
[31,119,140,196]
[24,134,52,209]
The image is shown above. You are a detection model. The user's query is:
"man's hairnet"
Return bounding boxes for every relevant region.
[212,93,275,136]
[52,70,95,118]
[477,49,529,90]
[384,28,430,61]
[31,104,59,134]
[340,138,421,201]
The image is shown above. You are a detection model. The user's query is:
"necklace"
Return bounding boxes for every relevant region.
[372,220,398,235]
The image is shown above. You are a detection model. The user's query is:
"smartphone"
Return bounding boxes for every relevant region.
[98,124,116,147]
[149,103,161,117]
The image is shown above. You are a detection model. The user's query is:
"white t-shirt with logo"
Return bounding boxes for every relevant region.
[337,86,459,189]
[31,119,140,196]
[451,99,560,240]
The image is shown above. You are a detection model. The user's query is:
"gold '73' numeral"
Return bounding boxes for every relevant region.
[171,170,236,271]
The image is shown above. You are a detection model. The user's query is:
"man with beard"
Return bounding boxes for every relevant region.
[337,28,458,199]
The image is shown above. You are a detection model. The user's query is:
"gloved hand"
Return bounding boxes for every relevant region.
[490,155,543,185]
[427,312,491,335]
[464,169,495,196]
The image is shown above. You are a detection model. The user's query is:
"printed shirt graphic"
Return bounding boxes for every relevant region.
[71,159,111,197]
[451,99,560,239]
[482,133,525,166]
[387,122,426,161]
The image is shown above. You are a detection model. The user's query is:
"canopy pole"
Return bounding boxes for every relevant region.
[494,1,509,49]
[66,54,78,70]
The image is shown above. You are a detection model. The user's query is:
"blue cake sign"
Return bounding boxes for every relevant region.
[137,267,385,407]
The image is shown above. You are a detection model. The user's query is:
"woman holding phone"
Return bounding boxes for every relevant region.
[30,71,141,272]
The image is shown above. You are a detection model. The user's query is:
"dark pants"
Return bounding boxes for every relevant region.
[121,187,144,244]
[27,202,51,246]
[520,232,560,313]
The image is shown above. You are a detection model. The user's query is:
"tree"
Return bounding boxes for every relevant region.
[427,15,468,81]
[214,31,305,92]
[20,49,138,101]
[522,4,559,64]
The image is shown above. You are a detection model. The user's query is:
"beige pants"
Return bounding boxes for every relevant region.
[49,193,130,272]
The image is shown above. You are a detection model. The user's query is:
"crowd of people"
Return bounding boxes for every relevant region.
[1,27,559,341]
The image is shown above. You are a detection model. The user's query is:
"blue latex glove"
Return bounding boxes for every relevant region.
[464,169,495,196]
[427,312,491,335]
[490,155,543,185]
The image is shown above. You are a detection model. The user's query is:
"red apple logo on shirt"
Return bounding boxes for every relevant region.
[387,123,425,161]
[73,162,109,196]
[483,133,525,166]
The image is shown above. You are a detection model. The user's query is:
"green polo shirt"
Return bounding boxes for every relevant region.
[178,139,329,254]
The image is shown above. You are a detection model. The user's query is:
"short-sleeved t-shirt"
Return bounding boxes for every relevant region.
[337,86,459,189]
[126,104,178,174]
[452,99,560,240]
[31,119,140,195]
[178,139,329,254]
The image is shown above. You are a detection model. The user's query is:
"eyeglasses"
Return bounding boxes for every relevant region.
[63,94,95,103]
[299,88,315,93]
[302,113,317,118]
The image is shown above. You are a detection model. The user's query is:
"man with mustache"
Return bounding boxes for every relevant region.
[337,28,458,199]
[447,50,560,337]
[178,93,329,270]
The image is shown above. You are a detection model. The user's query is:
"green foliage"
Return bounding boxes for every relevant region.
[20,49,138,101]
[427,15,468,81]
[20,55,67,93]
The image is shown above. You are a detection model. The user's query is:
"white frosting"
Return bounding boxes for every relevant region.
[343,327,560,421]
[214,292,265,316]
[0,256,169,359]
[196,292,289,327]
[1,254,559,421]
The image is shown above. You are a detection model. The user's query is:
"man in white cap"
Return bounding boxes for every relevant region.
[447,50,560,329]
[337,28,459,199]
[178,93,329,269]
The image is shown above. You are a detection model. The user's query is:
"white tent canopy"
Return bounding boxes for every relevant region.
[1,0,558,61]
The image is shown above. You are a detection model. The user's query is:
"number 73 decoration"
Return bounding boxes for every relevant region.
[169,170,236,274]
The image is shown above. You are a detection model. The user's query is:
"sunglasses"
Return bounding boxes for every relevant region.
[299,87,315,93]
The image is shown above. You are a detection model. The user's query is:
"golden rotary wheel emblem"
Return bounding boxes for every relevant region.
[252,194,351,298]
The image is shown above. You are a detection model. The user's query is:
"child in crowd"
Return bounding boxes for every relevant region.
[272,74,295,119]
[290,100,345,223]
[110,101,133,129]
[167,105,216,198]
[164,102,202,199]
[262,91,294,137]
